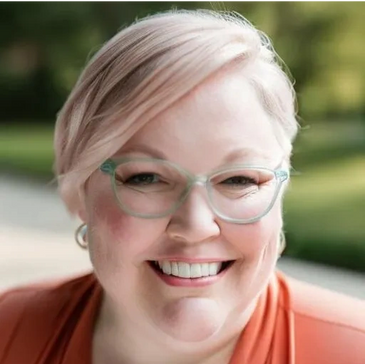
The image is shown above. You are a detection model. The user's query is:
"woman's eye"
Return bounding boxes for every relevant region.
[221,176,257,186]
[124,173,160,185]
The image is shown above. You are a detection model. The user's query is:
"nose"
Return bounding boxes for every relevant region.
[166,186,220,244]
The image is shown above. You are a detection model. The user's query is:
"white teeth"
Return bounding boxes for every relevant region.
[209,263,220,276]
[178,262,190,278]
[171,262,179,276]
[157,261,223,279]
[201,263,210,276]
[162,261,172,275]
[190,263,202,278]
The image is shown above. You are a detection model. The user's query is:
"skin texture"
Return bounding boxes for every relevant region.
[80,70,288,364]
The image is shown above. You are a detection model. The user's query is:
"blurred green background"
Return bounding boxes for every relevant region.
[0,2,364,272]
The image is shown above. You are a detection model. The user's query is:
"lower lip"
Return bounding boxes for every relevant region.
[148,262,231,287]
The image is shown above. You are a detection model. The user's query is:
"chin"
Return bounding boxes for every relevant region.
[154,297,227,343]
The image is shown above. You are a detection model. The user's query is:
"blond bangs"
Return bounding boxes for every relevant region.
[54,9,298,214]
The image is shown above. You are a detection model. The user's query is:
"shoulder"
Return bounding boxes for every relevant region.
[277,270,365,364]
[278,270,365,332]
[0,273,96,362]
[0,273,96,317]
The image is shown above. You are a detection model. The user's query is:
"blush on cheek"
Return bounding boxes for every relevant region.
[88,188,134,239]
[88,188,169,259]
[221,209,282,259]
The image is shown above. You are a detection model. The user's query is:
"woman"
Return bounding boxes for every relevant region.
[1,9,364,364]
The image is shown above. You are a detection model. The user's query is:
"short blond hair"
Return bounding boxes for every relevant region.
[54,9,299,214]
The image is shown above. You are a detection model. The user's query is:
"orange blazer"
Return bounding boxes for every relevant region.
[1,271,364,364]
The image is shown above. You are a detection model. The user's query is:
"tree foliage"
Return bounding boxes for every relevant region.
[1,2,364,123]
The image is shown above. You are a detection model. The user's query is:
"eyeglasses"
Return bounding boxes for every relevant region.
[99,157,288,224]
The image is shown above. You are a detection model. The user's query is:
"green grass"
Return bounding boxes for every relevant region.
[284,156,365,271]
[1,121,364,272]
[283,121,365,271]
[0,124,55,179]
[291,121,365,169]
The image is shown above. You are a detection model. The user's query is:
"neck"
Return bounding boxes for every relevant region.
[92,295,257,364]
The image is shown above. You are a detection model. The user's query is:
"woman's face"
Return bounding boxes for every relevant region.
[82,71,287,345]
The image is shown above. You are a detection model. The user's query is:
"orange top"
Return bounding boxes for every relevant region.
[1,271,364,364]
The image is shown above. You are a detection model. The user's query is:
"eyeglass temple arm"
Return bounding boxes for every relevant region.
[275,170,289,182]
[100,159,116,175]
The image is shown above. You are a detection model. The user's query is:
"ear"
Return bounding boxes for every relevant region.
[76,189,88,223]
[77,178,90,222]
[77,208,88,223]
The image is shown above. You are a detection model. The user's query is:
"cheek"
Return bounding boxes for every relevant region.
[221,205,283,304]
[85,189,168,269]
[221,202,283,258]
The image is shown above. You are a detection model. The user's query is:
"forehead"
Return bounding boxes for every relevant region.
[121,71,284,171]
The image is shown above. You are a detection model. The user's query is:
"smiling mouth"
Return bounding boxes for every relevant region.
[148,260,234,279]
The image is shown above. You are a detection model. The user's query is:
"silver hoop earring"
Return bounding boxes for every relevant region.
[278,230,286,257]
[75,223,88,249]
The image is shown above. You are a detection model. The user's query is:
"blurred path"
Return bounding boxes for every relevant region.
[1,174,364,298]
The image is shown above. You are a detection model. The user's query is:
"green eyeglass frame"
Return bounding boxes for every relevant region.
[99,157,289,224]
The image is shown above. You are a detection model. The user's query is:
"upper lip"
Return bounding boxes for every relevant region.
[149,257,234,263]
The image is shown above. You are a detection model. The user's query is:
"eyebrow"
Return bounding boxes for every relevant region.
[117,145,168,159]
[119,144,272,162]
[221,148,273,164]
